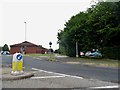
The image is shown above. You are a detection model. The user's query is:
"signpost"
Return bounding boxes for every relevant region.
[49,42,52,58]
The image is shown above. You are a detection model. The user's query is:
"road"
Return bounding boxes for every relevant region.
[1,55,119,89]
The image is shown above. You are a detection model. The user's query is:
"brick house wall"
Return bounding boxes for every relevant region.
[10,41,48,54]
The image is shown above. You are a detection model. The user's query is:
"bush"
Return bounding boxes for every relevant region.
[102,46,120,60]
[2,44,9,51]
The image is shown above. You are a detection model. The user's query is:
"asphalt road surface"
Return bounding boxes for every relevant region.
[1,55,119,89]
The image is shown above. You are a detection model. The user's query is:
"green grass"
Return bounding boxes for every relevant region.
[24,54,55,57]
[71,57,120,68]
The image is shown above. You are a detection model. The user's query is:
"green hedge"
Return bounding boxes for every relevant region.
[103,46,120,60]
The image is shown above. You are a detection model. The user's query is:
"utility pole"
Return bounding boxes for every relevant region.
[76,41,79,57]
[75,33,79,58]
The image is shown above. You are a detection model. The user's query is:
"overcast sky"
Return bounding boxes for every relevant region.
[0,0,94,50]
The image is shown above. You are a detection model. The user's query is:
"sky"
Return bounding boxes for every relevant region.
[0,0,95,50]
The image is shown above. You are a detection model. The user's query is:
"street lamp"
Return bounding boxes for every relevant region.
[24,22,27,41]
[24,22,27,54]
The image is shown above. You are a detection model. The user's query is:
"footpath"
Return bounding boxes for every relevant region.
[0,64,34,81]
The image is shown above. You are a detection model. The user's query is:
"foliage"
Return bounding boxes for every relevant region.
[2,44,9,51]
[102,46,120,60]
[57,2,120,59]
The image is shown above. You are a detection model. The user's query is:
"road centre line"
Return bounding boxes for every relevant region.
[30,76,66,79]
[32,68,84,79]
[89,85,119,89]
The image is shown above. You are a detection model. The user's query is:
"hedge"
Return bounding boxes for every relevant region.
[102,46,120,60]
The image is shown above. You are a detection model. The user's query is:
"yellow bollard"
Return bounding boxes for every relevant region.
[11,53,24,75]
[12,61,17,72]
[11,53,18,74]
[16,53,23,74]
[17,61,23,71]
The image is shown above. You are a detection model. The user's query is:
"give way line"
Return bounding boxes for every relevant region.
[31,68,84,79]
[31,68,119,89]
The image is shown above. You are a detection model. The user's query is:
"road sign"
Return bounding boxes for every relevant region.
[16,54,22,60]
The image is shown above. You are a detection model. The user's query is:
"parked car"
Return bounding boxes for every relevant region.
[90,51,102,57]
[85,51,102,57]
[85,51,92,57]
[80,52,84,56]
[1,51,10,55]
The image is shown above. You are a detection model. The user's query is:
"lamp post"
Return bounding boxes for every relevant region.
[24,22,27,54]
[24,22,27,41]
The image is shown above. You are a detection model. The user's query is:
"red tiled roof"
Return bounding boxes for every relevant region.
[10,41,38,47]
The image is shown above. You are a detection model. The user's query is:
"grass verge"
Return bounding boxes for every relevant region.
[70,57,120,68]
[24,54,55,57]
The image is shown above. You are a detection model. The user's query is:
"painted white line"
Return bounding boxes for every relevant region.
[36,58,42,60]
[31,68,84,79]
[90,85,119,89]
[33,57,42,60]
[30,76,66,79]
[32,68,40,71]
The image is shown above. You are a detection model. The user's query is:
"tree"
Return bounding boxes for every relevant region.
[57,2,120,57]
[2,44,9,51]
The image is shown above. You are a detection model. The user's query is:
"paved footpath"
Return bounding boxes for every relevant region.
[0,64,34,81]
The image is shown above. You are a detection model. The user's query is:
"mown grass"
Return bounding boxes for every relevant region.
[72,57,120,68]
[25,54,55,57]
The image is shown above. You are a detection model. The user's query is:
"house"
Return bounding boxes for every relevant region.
[10,41,48,54]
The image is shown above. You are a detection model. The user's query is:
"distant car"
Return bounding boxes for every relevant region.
[1,51,10,55]
[90,52,102,57]
[85,51,92,57]
[85,51,102,57]
[80,52,84,56]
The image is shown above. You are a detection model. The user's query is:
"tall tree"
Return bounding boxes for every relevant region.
[57,2,120,57]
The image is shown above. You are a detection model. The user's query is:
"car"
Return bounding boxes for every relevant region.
[80,52,84,56]
[90,51,102,57]
[85,51,92,57]
[1,51,10,55]
[85,51,102,57]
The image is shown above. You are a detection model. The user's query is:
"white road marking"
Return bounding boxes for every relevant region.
[90,85,119,89]
[30,76,66,79]
[33,57,42,60]
[32,68,40,71]
[31,68,118,89]
[32,68,83,79]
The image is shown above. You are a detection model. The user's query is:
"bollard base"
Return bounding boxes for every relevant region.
[11,71,24,76]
